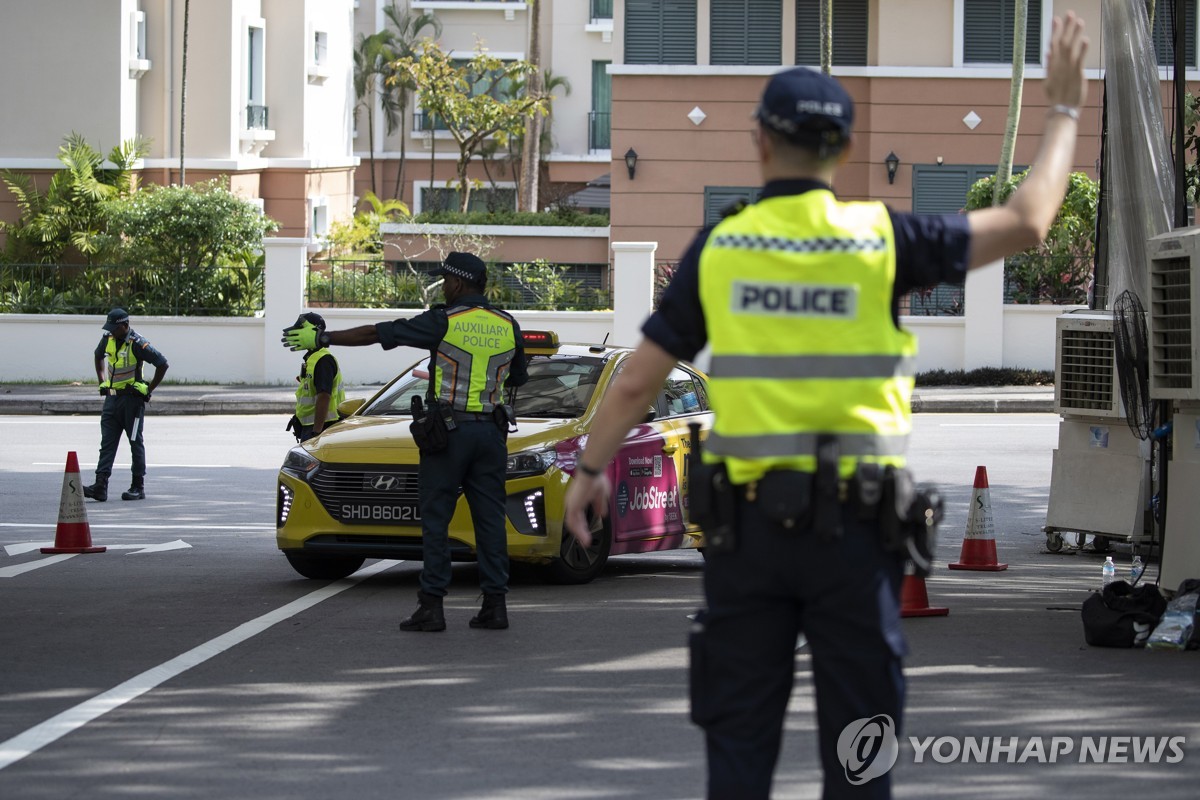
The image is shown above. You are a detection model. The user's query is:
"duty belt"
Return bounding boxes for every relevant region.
[451,410,494,422]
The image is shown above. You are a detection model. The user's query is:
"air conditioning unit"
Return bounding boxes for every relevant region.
[1147,226,1200,587]
[1045,311,1152,553]
[1054,311,1123,418]
[1148,226,1200,401]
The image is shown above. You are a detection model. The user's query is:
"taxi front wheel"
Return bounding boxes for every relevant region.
[543,517,612,585]
[285,552,366,580]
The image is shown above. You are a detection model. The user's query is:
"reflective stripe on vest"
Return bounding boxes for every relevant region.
[435,305,517,413]
[295,348,345,426]
[105,335,139,389]
[698,190,916,484]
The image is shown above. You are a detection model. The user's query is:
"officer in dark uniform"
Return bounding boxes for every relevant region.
[564,13,1088,799]
[84,308,169,502]
[286,312,346,443]
[281,252,528,632]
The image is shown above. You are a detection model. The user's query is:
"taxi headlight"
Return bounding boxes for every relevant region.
[281,447,320,480]
[506,448,555,479]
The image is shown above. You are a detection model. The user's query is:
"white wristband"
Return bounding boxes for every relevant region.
[1048,104,1080,121]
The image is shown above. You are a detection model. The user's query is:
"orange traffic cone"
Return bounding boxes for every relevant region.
[899,572,949,617]
[948,465,1007,571]
[41,451,106,554]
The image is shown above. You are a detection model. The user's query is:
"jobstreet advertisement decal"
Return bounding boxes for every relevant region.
[837,716,1187,787]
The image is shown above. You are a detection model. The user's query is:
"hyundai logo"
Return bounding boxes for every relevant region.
[367,474,400,492]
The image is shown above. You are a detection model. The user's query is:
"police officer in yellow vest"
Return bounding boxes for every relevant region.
[287,312,345,443]
[564,14,1089,799]
[84,308,169,502]
[282,252,528,632]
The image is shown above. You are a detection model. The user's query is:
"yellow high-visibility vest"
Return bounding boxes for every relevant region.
[295,348,345,426]
[698,189,916,484]
[104,335,138,390]
[435,305,518,412]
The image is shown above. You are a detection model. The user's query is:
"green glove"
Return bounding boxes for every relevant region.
[133,381,150,398]
[282,320,318,352]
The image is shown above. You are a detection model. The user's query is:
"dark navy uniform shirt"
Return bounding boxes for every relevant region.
[305,353,338,395]
[94,330,169,370]
[643,179,972,362]
[374,294,529,387]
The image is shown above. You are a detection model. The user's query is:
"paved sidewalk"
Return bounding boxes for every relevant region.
[0,382,1056,415]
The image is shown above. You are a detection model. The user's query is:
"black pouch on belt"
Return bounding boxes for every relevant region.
[812,434,842,540]
[688,462,737,554]
[756,470,812,529]
[409,396,449,455]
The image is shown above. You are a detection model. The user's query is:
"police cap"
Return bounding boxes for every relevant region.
[755,67,854,154]
[434,252,488,285]
[102,307,130,332]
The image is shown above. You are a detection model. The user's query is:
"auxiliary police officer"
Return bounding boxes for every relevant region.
[286,312,345,443]
[281,252,528,631]
[84,308,169,502]
[564,13,1089,799]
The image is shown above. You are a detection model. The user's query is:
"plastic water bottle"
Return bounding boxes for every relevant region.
[1130,555,1145,584]
[1102,556,1116,588]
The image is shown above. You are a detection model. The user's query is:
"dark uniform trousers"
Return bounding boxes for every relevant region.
[691,495,907,800]
[417,418,509,596]
[96,394,147,479]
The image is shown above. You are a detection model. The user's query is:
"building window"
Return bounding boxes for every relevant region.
[963,0,1042,65]
[310,197,330,239]
[313,30,328,66]
[590,61,611,151]
[625,0,697,65]
[795,0,867,66]
[416,183,518,214]
[247,23,268,128]
[591,0,613,22]
[703,187,762,227]
[1153,0,1198,68]
[712,0,782,66]
[415,58,518,131]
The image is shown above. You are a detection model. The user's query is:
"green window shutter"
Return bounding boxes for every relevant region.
[712,0,782,66]
[591,61,612,151]
[963,0,1042,65]
[795,0,868,67]
[703,187,763,227]
[625,0,697,64]
[1154,0,1197,68]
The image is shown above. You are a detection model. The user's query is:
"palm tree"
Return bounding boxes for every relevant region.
[180,0,190,184]
[519,0,544,211]
[993,0,1027,204]
[382,3,441,203]
[819,0,832,75]
[353,31,398,199]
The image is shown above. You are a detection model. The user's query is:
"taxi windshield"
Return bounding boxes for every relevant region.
[360,354,606,419]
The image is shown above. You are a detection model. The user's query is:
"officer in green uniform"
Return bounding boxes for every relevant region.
[281,252,528,632]
[84,308,169,502]
[287,312,346,443]
[564,13,1089,799]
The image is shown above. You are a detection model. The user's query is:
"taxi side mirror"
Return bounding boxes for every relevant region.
[644,405,657,423]
[338,398,366,416]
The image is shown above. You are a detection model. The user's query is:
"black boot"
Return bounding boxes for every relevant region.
[83,476,108,502]
[469,593,508,630]
[121,478,145,501]
[399,591,446,632]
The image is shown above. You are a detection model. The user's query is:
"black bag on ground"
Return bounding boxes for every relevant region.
[1082,581,1167,648]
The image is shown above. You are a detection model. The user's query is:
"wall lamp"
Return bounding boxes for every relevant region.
[624,147,639,180]
[885,151,900,185]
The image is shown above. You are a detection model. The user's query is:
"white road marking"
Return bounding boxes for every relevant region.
[4,540,191,557]
[0,555,77,578]
[0,523,272,530]
[30,462,234,468]
[0,559,398,771]
[936,423,1058,427]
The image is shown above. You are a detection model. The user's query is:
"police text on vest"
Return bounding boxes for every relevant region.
[732,281,858,317]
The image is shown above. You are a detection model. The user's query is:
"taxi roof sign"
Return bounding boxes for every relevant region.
[522,330,559,349]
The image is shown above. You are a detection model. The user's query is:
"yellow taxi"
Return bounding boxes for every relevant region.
[276,331,713,584]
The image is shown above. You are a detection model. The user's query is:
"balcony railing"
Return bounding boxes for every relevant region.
[591,0,613,21]
[588,111,611,151]
[246,104,269,130]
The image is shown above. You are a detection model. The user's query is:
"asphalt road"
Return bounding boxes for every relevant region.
[1,414,1198,799]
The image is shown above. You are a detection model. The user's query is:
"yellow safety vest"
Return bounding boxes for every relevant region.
[435,305,518,413]
[698,189,916,484]
[104,335,139,390]
[295,348,345,426]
